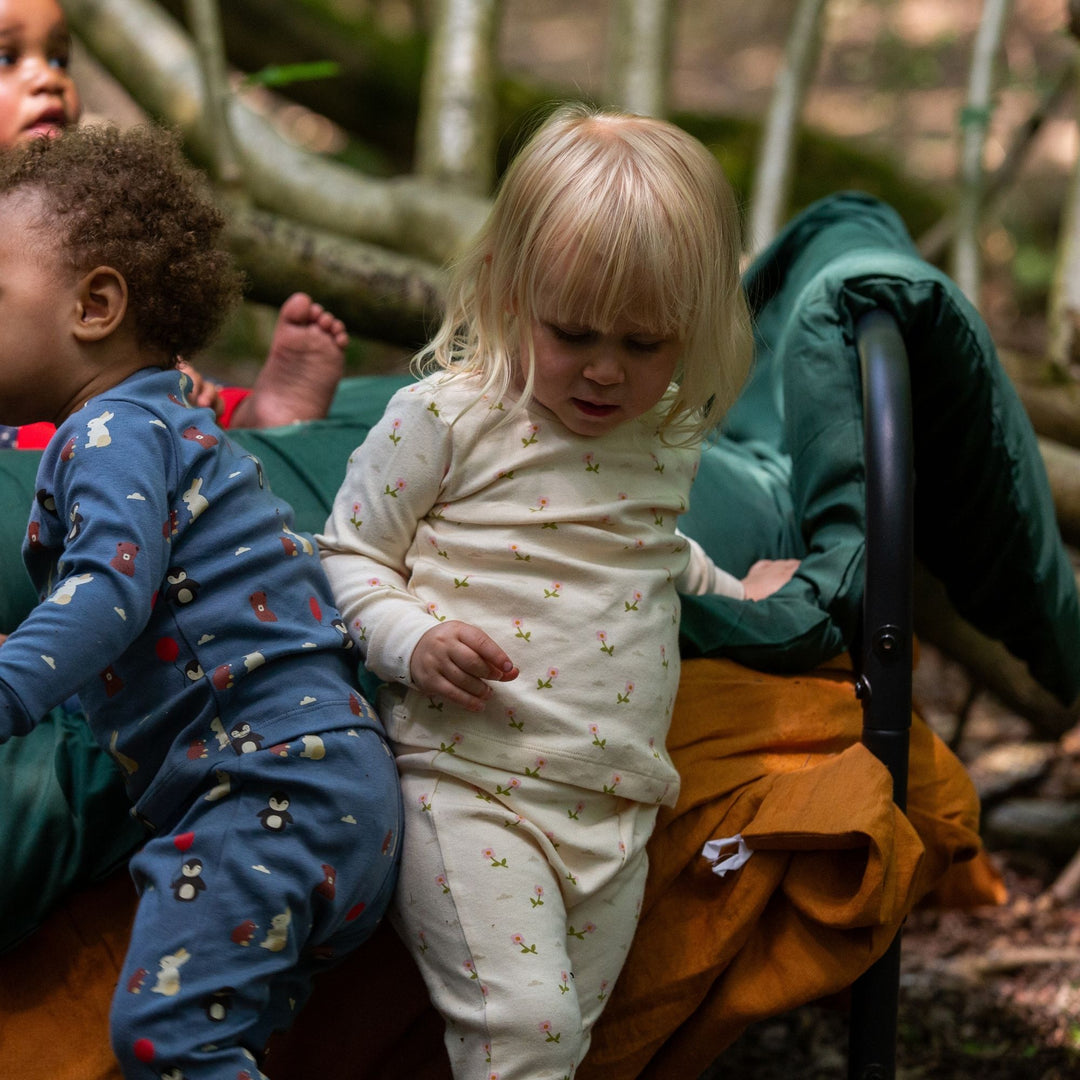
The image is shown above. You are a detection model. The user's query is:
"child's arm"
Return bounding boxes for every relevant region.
[677,530,800,601]
[318,385,515,702]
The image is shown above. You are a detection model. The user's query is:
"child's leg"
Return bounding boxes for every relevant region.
[111,726,400,1079]
[393,764,654,1080]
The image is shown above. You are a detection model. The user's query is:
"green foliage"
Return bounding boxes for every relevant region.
[242,61,343,89]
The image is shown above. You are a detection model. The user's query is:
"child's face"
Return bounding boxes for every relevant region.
[0,0,80,149]
[0,194,84,425]
[522,310,682,438]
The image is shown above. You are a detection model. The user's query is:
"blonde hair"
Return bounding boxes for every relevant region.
[417,103,752,442]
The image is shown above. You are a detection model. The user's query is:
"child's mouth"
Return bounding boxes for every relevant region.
[573,399,618,417]
[24,111,67,139]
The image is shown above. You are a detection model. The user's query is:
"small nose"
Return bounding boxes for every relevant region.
[583,349,624,386]
[25,56,67,93]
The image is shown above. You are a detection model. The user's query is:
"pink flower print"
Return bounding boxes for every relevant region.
[353,619,367,643]
[428,536,449,559]
[567,801,585,820]
[464,959,478,979]
[596,630,615,656]
[418,931,428,953]
[418,793,432,812]
[536,667,558,690]
[539,1020,561,1043]
[590,723,606,749]
[522,423,539,447]
[506,708,524,731]
[349,502,363,529]
[483,847,509,868]
[366,577,381,587]
[437,732,463,755]
[495,777,521,797]
[509,542,530,562]
[388,418,403,445]
[384,478,407,497]
[558,971,570,993]
[650,453,665,474]
[543,581,562,599]
[545,829,561,850]
[597,979,609,1002]
[603,773,622,795]
[566,922,595,940]
[511,932,537,954]
[618,492,628,500]
[583,451,600,473]
[660,645,669,669]
[530,496,549,512]
[530,885,545,908]
[649,736,661,760]
[625,590,642,612]
[524,755,546,778]
[436,873,450,894]
[513,618,531,642]
[426,601,447,623]
[617,682,634,704]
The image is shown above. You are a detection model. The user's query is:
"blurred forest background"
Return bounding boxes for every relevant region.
[64,1,1080,1074]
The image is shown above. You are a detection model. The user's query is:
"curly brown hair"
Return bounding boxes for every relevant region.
[0,123,243,361]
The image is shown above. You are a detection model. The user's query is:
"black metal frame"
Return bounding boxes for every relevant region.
[847,310,914,1080]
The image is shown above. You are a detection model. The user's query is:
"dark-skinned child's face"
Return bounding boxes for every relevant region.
[0,0,81,149]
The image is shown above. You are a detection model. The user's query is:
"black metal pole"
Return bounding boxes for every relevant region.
[848,310,913,1080]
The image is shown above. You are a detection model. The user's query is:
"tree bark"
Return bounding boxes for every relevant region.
[64,0,489,266]
[747,0,829,256]
[606,0,674,118]
[415,0,501,195]
[224,206,447,347]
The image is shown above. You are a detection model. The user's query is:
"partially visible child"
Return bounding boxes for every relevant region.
[0,0,347,446]
[0,125,400,1079]
[318,104,799,1078]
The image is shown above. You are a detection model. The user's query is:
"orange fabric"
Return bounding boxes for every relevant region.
[0,657,995,1080]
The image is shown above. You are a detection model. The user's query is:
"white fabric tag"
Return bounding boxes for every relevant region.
[700,834,753,877]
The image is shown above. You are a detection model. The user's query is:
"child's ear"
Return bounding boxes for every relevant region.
[72,267,128,342]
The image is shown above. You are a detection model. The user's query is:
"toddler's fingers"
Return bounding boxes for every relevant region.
[455,623,517,681]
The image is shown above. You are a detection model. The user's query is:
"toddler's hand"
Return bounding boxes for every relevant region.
[411,620,519,711]
[177,360,226,418]
[741,558,801,601]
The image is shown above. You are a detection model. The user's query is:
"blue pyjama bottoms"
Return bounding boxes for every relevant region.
[111,723,402,1079]
[393,752,658,1080]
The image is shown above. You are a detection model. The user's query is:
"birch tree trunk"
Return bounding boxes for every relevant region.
[414,0,501,194]
[746,0,829,256]
[1047,25,1080,377]
[606,0,674,118]
[951,0,1012,305]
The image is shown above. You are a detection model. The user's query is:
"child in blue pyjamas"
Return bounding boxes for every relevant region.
[0,124,401,1079]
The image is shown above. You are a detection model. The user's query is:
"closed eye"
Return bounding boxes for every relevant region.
[545,323,596,345]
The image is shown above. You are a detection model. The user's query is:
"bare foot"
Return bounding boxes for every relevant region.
[230,293,347,428]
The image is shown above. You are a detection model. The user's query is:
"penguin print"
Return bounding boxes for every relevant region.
[67,502,83,541]
[34,488,57,516]
[165,568,200,605]
[228,721,264,755]
[170,857,206,902]
[203,987,235,1022]
[109,541,139,576]
[257,792,293,832]
[249,591,277,622]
